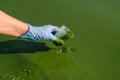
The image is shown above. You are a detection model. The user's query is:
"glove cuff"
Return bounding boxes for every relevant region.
[19,24,30,37]
[19,24,35,40]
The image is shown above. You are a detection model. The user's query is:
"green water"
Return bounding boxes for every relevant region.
[0,0,120,80]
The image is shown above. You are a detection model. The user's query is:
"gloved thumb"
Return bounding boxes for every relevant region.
[49,33,58,41]
[53,39,65,46]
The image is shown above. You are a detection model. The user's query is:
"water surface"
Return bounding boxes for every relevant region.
[0,0,120,80]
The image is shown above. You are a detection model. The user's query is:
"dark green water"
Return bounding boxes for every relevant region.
[0,0,120,80]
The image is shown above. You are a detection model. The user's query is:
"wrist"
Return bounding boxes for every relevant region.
[18,23,30,37]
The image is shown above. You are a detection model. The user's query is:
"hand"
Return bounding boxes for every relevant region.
[21,24,59,40]
[20,24,65,46]
[53,39,65,46]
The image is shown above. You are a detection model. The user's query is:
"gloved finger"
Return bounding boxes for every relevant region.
[52,27,60,32]
[53,39,65,46]
[48,33,58,41]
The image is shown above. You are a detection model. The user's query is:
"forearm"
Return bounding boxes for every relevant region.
[0,10,28,37]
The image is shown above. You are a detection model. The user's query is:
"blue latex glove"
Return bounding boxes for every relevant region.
[21,24,61,41]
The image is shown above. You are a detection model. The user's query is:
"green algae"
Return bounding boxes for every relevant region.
[0,0,120,80]
[0,38,73,79]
